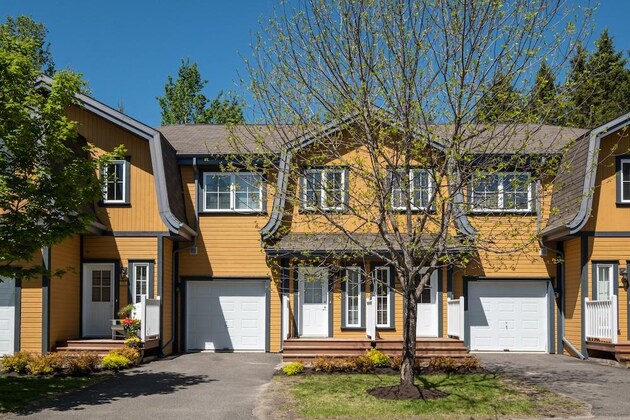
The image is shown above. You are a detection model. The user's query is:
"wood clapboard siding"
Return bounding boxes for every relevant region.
[162,238,173,355]
[589,237,630,340]
[50,235,81,347]
[563,238,582,350]
[269,268,282,352]
[67,106,166,233]
[21,277,42,353]
[179,166,270,278]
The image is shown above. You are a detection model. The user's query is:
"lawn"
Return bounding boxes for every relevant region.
[0,375,104,413]
[268,373,587,419]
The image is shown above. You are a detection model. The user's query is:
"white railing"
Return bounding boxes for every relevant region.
[366,297,376,339]
[447,296,465,341]
[134,296,161,341]
[585,295,618,344]
[282,295,290,340]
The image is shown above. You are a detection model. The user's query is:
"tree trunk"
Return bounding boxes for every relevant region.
[400,287,418,386]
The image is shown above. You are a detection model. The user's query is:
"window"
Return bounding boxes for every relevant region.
[102,159,129,203]
[300,267,327,304]
[391,168,431,210]
[91,269,111,302]
[302,168,346,210]
[472,172,532,212]
[373,267,392,327]
[203,172,263,212]
[132,263,150,304]
[595,264,614,301]
[344,268,362,327]
[620,158,630,203]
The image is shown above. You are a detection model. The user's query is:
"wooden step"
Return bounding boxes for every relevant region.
[283,353,470,363]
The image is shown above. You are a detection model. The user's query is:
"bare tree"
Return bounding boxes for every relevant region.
[237,0,592,389]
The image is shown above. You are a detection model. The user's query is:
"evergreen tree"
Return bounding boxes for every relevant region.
[158,59,244,125]
[528,62,563,125]
[476,72,524,123]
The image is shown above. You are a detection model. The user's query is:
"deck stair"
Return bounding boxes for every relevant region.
[282,338,468,362]
[54,339,127,356]
[587,341,630,366]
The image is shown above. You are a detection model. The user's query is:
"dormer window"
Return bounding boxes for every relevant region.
[301,168,347,211]
[619,158,630,203]
[203,172,264,213]
[391,168,431,210]
[472,172,533,212]
[102,159,130,204]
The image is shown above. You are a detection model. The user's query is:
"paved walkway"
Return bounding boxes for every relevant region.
[7,352,280,420]
[477,353,630,419]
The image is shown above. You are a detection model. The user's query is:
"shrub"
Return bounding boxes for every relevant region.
[366,349,390,367]
[282,362,304,376]
[1,351,32,374]
[352,354,374,373]
[311,356,336,373]
[459,356,481,372]
[101,353,133,371]
[390,356,402,370]
[65,352,101,376]
[117,304,135,319]
[109,348,141,365]
[124,336,142,349]
[27,353,65,375]
[427,356,459,373]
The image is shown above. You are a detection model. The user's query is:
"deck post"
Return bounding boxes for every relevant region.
[612,295,618,344]
[584,298,590,342]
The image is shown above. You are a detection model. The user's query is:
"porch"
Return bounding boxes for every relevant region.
[584,295,630,364]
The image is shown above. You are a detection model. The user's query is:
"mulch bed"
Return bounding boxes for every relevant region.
[367,384,449,400]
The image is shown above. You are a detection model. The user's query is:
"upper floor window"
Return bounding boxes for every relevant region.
[203,172,263,212]
[102,159,129,204]
[472,172,532,212]
[391,168,431,210]
[301,168,347,210]
[620,158,630,203]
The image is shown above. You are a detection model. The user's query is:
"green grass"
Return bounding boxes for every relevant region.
[0,375,103,413]
[279,373,585,419]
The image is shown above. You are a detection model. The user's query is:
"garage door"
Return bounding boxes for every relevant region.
[0,278,16,356]
[469,280,548,352]
[186,280,267,351]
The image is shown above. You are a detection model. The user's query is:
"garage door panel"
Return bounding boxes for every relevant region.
[0,279,15,356]
[186,281,266,352]
[469,281,547,352]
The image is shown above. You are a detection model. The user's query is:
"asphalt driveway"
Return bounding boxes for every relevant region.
[6,352,280,420]
[477,353,630,419]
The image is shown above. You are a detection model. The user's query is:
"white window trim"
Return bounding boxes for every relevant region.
[103,159,127,204]
[202,172,263,213]
[302,168,346,211]
[374,266,391,328]
[344,267,362,328]
[132,262,150,304]
[471,171,533,212]
[595,263,615,301]
[621,158,630,203]
[391,168,432,211]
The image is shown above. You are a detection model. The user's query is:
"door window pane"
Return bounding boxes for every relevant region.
[91,270,112,302]
[597,265,612,301]
[345,269,361,326]
[134,264,149,303]
[374,268,390,326]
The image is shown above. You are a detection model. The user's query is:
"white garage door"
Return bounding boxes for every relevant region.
[469,280,548,352]
[186,280,267,351]
[0,278,16,356]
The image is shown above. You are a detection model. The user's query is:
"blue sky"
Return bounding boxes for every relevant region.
[1,1,628,126]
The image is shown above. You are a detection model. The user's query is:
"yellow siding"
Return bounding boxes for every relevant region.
[162,238,174,355]
[21,277,42,353]
[269,269,282,352]
[179,166,270,278]
[67,106,166,232]
[563,238,582,350]
[50,235,81,347]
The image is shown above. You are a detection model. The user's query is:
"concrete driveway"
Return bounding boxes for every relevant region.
[477,353,630,419]
[7,352,280,420]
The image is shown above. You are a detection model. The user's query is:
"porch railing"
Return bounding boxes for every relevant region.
[447,296,465,341]
[366,297,376,340]
[134,296,161,341]
[585,295,618,344]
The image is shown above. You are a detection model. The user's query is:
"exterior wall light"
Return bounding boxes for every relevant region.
[620,267,628,290]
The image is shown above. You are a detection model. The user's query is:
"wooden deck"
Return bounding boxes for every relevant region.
[55,338,159,356]
[586,340,630,365]
[282,338,468,362]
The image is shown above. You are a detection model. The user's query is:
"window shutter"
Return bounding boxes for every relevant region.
[343,168,349,209]
[124,159,131,204]
[341,273,347,328]
[388,266,395,328]
[261,175,268,213]
[360,270,366,328]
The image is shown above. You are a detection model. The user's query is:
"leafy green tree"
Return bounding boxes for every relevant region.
[0,17,108,279]
[158,58,244,125]
[2,15,54,75]
[476,72,524,123]
[566,31,630,128]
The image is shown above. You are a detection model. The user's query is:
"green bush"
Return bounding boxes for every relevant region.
[101,353,133,370]
[27,353,65,375]
[124,336,142,349]
[1,351,32,374]
[65,352,101,376]
[427,356,459,373]
[282,362,304,376]
[109,348,141,365]
[117,304,135,319]
[366,349,390,367]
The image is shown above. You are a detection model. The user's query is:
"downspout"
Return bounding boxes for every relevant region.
[161,157,199,354]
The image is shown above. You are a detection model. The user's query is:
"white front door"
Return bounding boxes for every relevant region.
[82,264,115,337]
[0,278,16,356]
[417,271,438,337]
[299,268,329,337]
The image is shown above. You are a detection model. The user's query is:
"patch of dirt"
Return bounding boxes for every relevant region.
[254,376,302,420]
[367,384,448,400]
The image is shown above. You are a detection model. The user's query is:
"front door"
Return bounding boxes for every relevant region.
[82,263,115,337]
[417,271,438,337]
[299,267,329,337]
